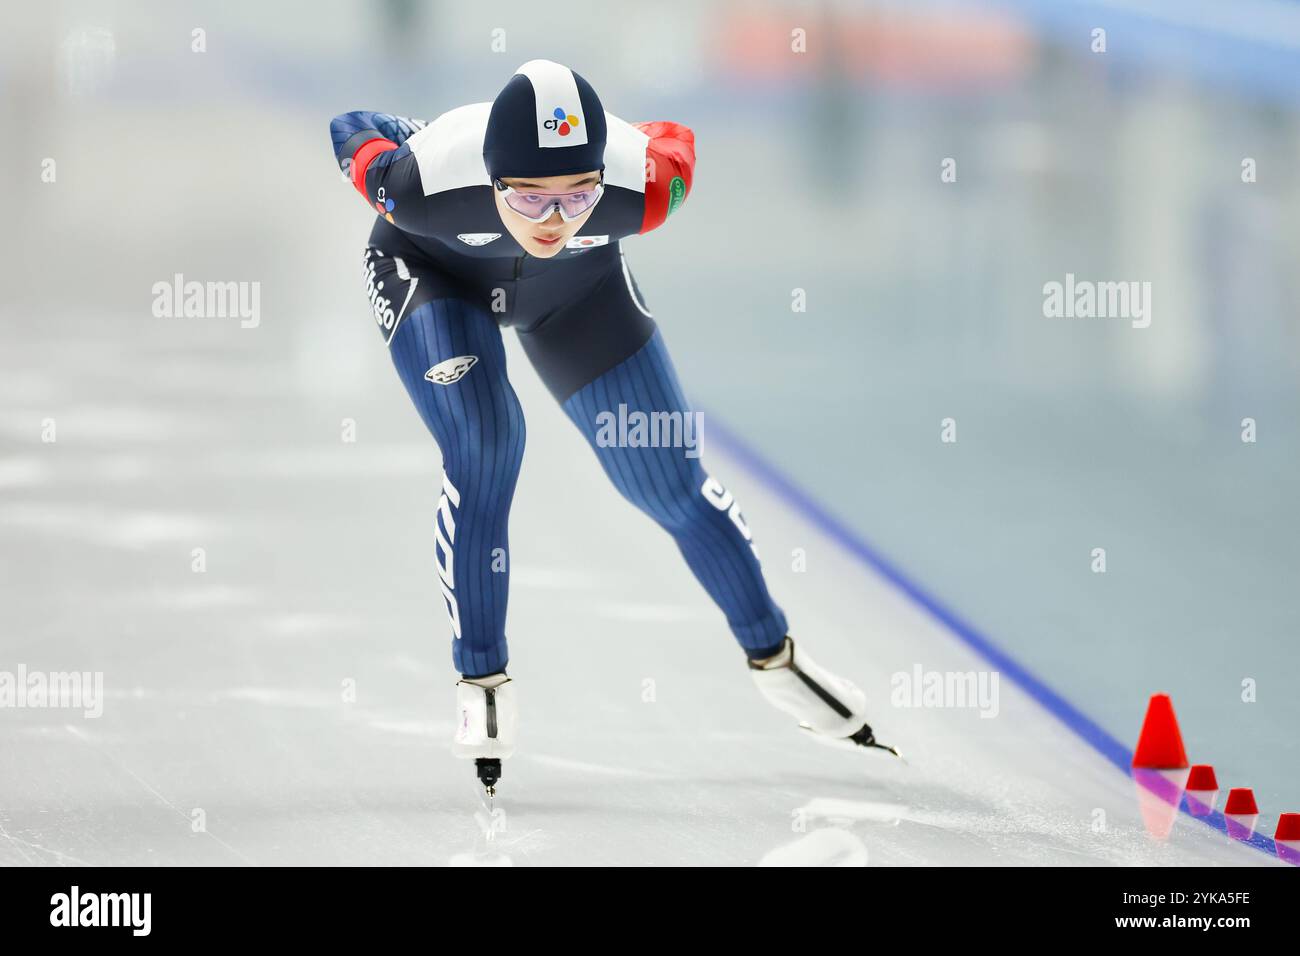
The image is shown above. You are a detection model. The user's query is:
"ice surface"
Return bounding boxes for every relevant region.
[0,314,1280,866]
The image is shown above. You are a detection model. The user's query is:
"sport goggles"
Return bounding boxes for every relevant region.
[493,176,604,223]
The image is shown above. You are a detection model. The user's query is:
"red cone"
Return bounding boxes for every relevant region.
[1275,813,1300,840]
[1224,788,1259,815]
[1131,694,1189,769]
[1186,764,1218,791]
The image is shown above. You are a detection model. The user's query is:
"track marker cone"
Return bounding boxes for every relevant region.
[1131,694,1189,769]
[1224,787,1259,840]
[1186,764,1218,790]
[1225,787,1259,815]
[1129,694,1190,839]
[1276,814,1300,866]
[1185,764,1219,818]
[1275,813,1300,841]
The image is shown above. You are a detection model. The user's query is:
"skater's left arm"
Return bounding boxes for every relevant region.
[633,121,695,234]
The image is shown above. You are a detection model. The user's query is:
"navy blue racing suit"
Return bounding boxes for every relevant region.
[331,104,788,676]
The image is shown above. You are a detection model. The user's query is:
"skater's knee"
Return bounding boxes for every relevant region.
[658,471,756,539]
[448,406,525,484]
[607,455,715,532]
[439,390,524,498]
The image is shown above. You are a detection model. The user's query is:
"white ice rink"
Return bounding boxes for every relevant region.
[0,312,1282,867]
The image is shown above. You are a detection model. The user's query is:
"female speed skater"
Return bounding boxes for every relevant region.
[330,60,896,797]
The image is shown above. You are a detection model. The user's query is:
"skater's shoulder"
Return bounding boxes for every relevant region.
[405,102,495,196]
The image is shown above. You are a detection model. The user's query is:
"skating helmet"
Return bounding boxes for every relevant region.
[482,59,607,181]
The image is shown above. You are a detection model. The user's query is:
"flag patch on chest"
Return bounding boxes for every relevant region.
[566,234,608,249]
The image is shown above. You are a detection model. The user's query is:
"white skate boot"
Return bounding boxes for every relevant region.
[453,673,517,797]
[748,637,899,756]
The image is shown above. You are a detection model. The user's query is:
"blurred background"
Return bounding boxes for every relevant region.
[1,0,1297,845]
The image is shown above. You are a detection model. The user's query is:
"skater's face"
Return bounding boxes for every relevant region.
[492,171,602,258]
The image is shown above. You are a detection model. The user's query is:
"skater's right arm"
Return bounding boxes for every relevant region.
[329,110,438,236]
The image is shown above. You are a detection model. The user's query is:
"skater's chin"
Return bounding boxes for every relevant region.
[526,235,567,257]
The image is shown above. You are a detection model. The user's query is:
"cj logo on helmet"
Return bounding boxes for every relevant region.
[543,106,579,136]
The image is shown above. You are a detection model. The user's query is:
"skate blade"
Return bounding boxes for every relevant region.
[798,723,905,761]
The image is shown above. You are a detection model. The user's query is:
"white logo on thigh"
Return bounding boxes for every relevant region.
[426,355,478,385]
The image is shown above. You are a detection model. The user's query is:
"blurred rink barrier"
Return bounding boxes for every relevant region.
[1,0,1296,814]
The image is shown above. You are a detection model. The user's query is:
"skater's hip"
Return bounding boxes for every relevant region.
[362,220,626,337]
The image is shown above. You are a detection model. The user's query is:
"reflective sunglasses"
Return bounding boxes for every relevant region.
[493,175,604,223]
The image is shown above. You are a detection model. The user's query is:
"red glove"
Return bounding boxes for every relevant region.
[633,121,696,234]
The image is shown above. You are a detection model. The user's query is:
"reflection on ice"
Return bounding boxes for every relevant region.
[795,797,906,827]
[760,828,869,867]
[1131,768,1189,841]
[449,851,513,866]
[527,753,675,780]
[366,718,452,738]
[1276,841,1300,865]
[757,797,912,867]
[1224,814,1259,841]
[1184,790,1219,819]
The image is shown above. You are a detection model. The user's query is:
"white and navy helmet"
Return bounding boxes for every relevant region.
[482,59,608,181]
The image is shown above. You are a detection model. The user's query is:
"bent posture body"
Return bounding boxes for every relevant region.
[330,60,888,794]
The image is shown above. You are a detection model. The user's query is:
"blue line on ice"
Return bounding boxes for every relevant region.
[703,411,1283,862]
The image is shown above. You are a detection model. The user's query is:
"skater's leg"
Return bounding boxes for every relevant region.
[373,248,526,677]
[562,330,788,655]
[516,250,787,657]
